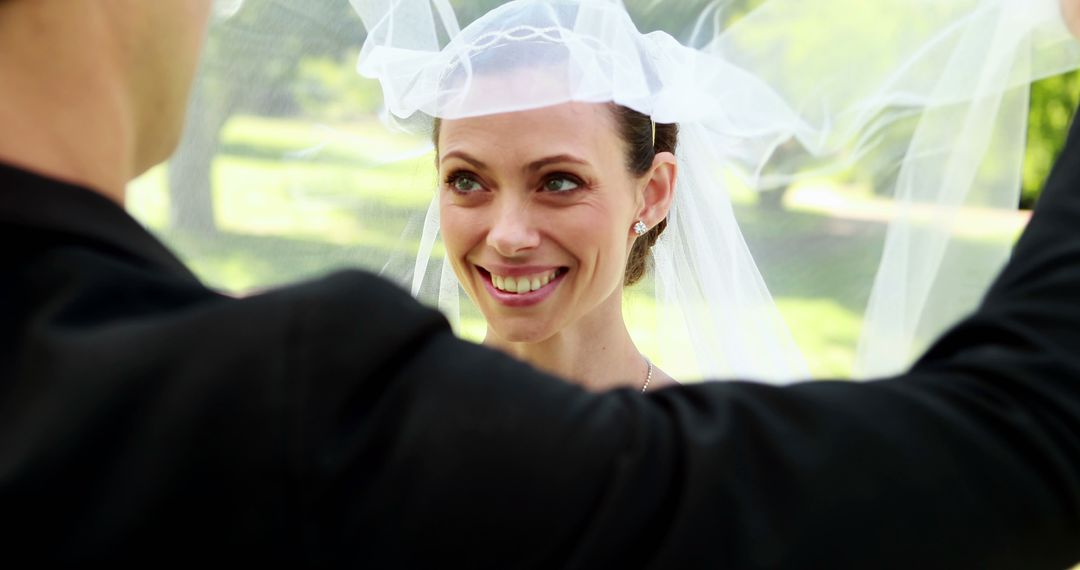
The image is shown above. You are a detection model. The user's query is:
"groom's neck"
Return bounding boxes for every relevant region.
[0,2,140,204]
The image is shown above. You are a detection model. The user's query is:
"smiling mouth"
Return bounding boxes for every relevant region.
[479,267,568,295]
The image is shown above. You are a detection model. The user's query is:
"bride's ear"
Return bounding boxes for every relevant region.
[638,151,677,226]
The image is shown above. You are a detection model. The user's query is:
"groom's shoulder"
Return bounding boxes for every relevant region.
[1,229,459,559]
[247,270,456,395]
[256,269,452,354]
[126,266,453,375]
[6,227,450,388]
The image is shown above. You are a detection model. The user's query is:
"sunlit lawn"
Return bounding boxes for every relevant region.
[128,115,1027,380]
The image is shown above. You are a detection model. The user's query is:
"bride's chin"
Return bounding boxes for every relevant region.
[485,320,554,345]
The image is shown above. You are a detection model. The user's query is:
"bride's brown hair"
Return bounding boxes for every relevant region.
[610,105,678,286]
[432,104,678,287]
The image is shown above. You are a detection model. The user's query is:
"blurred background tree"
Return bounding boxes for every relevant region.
[167,0,1080,232]
[169,0,360,232]
[144,0,1080,380]
[1025,70,1080,208]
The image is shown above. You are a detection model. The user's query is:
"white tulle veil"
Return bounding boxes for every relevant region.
[143,0,1080,382]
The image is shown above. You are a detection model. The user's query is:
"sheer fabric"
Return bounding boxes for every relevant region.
[141,0,1080,381]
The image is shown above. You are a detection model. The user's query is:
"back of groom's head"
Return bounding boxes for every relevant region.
[0,0,213,202]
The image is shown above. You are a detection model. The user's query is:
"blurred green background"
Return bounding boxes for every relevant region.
[127,0,1080,379]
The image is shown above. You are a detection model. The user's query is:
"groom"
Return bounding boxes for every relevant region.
[2,0,1080,567]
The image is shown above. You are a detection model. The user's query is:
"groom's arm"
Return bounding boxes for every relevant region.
[638,112,1080,568]
[301,2,1080,566]
[654,114,1080,567]
[299,115,1080,569]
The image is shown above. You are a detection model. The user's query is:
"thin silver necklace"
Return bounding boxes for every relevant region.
[641,358,654,393]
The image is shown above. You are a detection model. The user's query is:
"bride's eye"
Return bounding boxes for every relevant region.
[542,175,581,193]
[446,172,483,194]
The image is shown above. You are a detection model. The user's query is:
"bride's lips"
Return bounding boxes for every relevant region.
[476,265,568,307]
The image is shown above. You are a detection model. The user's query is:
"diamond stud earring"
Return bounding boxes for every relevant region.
[633,220,648,236]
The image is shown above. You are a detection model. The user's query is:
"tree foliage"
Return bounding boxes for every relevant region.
[1025,71,1080,208]
[168,0,1078,232]
[169,0,362,232]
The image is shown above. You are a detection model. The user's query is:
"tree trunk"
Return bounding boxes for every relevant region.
[168,79,233,234]
[758,186,790,210]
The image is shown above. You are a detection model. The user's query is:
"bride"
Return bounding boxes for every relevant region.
[434,102,680,391]
[352,0,1080,386]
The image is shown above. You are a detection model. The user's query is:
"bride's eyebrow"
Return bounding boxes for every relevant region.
[526,154,589,172]
[440,151,590,172]
[440,150,487,170]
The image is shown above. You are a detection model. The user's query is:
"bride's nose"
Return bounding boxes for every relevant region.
[487,200,540,257]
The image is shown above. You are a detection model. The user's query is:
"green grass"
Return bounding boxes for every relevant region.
[127,114,1026,381]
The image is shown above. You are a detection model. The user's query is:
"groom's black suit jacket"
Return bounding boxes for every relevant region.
[4,119,1080,568]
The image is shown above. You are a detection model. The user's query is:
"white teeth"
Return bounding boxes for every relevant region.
[489,269,561,294]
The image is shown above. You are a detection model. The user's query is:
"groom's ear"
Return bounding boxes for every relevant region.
[638,151,677,226]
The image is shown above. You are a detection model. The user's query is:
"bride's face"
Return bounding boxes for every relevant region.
[438,102,642,343]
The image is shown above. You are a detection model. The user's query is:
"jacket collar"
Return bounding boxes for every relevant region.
[0,160,198,281]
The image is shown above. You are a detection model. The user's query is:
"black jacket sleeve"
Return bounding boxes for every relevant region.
[7,112,1080,569]
[290,118,1080,568]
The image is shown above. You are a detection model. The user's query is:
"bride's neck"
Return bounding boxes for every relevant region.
[483,291,647,391]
